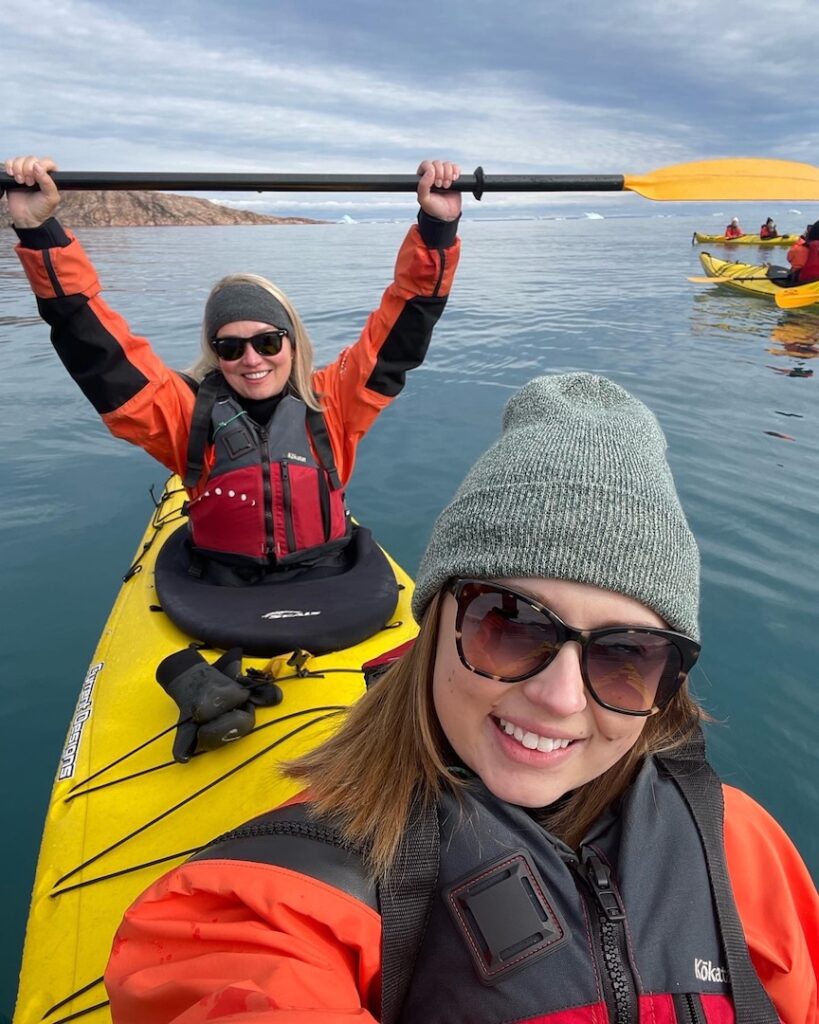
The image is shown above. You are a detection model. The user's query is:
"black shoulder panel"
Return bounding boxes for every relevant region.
[192,804,378,912]
[364,295,447,398]
[41,294,150,414]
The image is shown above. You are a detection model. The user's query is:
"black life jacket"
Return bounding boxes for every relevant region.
[197,733,779,1024]
[184,372,351,568]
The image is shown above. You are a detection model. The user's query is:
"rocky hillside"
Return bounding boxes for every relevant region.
[1,190,327,228]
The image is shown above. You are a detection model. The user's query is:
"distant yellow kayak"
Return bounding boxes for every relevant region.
[13,479,417,1024]
[692,231,799,246]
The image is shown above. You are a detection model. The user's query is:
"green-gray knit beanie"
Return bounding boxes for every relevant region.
[412,373,700,640]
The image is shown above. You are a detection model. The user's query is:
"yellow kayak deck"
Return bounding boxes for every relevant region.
[14,480,417,1024]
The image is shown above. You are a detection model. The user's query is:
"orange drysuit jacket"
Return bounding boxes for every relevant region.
[788,240,808,271]
[15,217,460,490]
[104,785,818,1023]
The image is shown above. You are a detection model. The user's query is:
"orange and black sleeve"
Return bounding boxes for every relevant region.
[15,219,195,476]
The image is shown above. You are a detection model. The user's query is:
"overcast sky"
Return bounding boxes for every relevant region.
[3,0,817,218]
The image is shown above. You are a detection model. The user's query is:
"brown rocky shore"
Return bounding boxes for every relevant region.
[1,190,328,228]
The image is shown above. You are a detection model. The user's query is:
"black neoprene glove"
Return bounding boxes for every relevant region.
[156,647,256,763]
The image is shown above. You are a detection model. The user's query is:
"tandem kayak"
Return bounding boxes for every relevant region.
[13,480,417,1024]
[692,232,800,246]
[697,252,819,307]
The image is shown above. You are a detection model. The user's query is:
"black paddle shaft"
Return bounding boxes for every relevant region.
[1,167,627,200]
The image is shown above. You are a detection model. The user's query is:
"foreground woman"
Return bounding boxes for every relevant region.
[104,374,818,1022]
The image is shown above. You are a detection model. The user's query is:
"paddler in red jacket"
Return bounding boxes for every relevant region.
[103,373,818,1024]
[759,216,779,239]
[724,216,743,238]
[787,221,819,283]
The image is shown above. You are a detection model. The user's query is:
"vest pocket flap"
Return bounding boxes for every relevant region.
[444,850,569,985]
[223,428,255,459]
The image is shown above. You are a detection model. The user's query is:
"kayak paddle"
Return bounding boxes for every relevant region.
[688,275,774,284]
[4,158,819,201]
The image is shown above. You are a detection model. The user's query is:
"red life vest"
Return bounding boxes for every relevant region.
[725,224,742,238]
[185,374,351,568]
[796,239,819,283]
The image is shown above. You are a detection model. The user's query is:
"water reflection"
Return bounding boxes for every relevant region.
[765,316,818,379]
[769,317,819,356]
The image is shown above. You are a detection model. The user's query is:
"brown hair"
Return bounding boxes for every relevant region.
[186,273,321,411]
[287,590,704,877]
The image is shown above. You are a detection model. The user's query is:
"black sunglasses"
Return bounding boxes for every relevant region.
[210,329,289,362]
[446,579,700,716]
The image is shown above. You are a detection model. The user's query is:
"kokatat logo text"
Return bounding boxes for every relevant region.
[695,958,728,984]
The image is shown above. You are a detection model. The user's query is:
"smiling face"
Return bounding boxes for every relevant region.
[432,577,666,808]
[215,320,294,400]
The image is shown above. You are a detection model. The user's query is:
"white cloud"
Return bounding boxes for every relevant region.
[3,0,818,209]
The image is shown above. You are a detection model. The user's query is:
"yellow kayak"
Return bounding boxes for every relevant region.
[692,231,799,246]
[13,479,417,1024]
[697,252,819,306]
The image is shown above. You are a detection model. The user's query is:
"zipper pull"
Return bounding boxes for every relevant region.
[584,854,626,922]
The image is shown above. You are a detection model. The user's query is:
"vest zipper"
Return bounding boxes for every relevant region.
[579,853,638,1024]
[280,462,297,553]
[673,993,707,1024]
[317,470,331,541]
[259,427,276,558]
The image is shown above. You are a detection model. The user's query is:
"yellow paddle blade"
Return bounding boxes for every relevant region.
[774,288,819,309]
[624,158,819,202]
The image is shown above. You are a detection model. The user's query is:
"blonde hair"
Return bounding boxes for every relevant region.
[287,590,705,877]
[186,273,321,411]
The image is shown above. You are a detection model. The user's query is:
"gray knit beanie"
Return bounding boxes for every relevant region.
[412,373,700,640]
[204,283,294,340]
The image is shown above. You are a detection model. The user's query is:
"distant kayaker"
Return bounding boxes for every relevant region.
[103,373,818,1024]
[3,154,461,589]
[724,216,743,238]
[759,216,779,239]
[787,221,819,283]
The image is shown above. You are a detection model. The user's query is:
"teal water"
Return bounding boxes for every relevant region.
[2,214,818,1015]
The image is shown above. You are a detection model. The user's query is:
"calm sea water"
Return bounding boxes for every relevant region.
[2,213,818,1015]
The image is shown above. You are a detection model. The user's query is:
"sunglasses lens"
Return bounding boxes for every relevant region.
[585,633,681,713]
[213,338,244,360]
[253,332,285,356]
[458,583,559,680]
[213,332,285,361]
